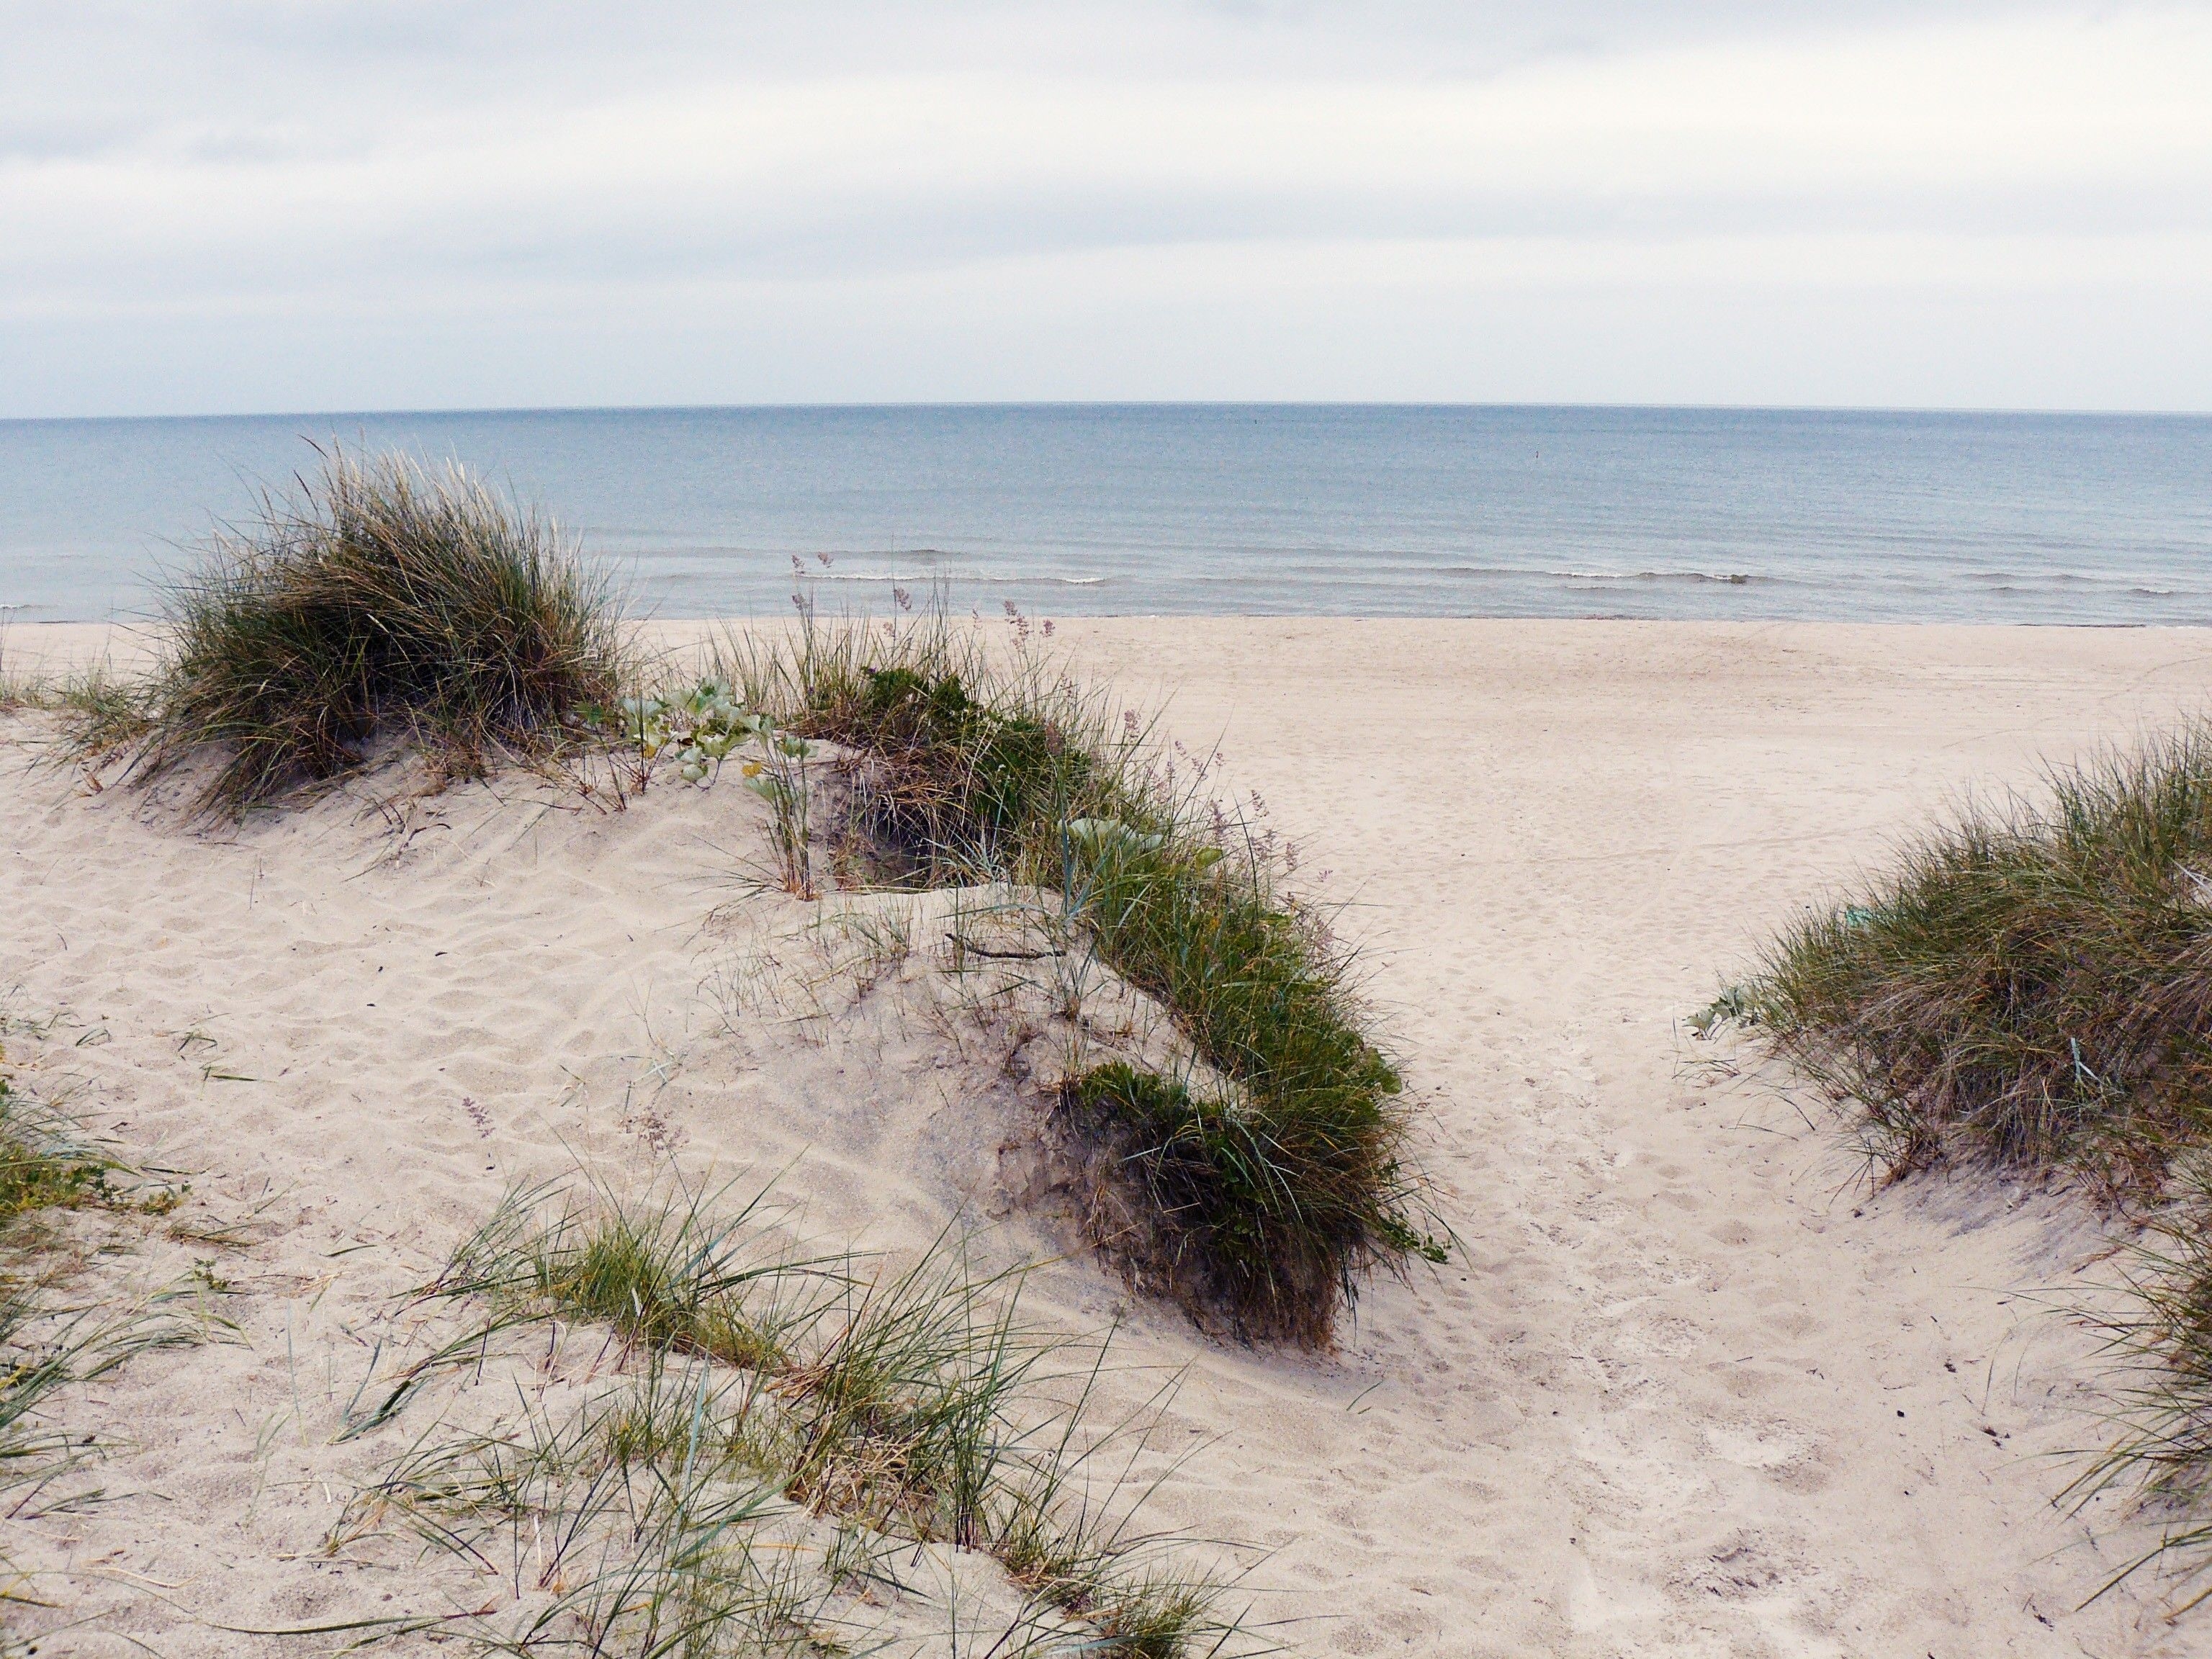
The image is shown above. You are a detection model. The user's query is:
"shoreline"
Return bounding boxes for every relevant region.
[9,612,2212,662]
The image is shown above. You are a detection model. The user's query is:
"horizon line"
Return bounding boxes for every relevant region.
[5,397,2211,426]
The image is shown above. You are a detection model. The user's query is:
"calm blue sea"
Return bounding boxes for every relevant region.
[1,405,2208,625]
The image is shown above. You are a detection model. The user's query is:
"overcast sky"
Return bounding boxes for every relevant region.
[4,1,2208,416]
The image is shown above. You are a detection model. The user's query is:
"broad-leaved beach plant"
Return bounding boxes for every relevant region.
[622,678,820,894]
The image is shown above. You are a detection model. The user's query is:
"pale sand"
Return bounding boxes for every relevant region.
[3,617,2211,1656]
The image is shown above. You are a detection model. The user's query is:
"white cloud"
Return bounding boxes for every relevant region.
[0,2,2206,412]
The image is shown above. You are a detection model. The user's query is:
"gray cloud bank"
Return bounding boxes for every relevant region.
[3,1,2208,414]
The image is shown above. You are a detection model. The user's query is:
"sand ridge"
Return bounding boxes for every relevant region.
[2,617,2211,1655]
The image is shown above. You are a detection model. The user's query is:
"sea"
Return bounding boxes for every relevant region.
[1,404,2208,626]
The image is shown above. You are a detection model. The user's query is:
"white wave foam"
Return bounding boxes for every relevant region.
[1560,569,1759,585]
[796,566,1107,587]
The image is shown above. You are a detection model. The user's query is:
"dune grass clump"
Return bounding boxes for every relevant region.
[130,447,622,814]
[332,1181,1246,1658]
[338,1352,820,1658]
[1718,724,2212,1195]
[1066,826,1438,1338]
[49,667,156,762]
[0,1039,206,1627]
[718,607,1438,1344]
[0,634,32,713]
[0,1072,126,1231]
[0,1066,126,1510]
[0,633,153,760]
[1712,722,2212,1602]
[2056,1176,2212,1611]
[826,663,1095,881]
[725,616,1094,884]
[432,1178,811,1374]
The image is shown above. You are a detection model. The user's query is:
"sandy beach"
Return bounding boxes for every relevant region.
[4,616,2211,1658]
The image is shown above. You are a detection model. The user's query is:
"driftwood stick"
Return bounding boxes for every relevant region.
[945,932,1064,961]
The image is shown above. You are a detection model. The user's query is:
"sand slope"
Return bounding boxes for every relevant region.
[2,618,2210,1656]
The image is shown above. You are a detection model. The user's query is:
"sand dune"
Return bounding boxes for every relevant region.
[2,617,2210,1656]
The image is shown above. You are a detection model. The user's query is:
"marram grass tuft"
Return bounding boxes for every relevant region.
[1719,724,2212,1196]
[132,446,623,814]
[328,1180,1252,1658]
[1715,721,2212,1604]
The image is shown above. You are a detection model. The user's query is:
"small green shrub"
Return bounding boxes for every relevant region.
[132,446,623,814]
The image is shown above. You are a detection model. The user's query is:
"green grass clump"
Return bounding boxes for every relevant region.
[333,1181,1247,1658]
[0,635,34,713]
[778,1238,1055,1547]
[0,1040,206,1631]
[433,1184,1049,1546]
[434,1179,814,1373]
[1072,840,1432,1341]
[130,446,622,814]
[1714,722,2212,1605]
[0,1074,122,1227]
[837,663,1092,878]
[1069,1055,1430,1344]
[2059,1176,2212,1611]
[1719,724,2212,1195]
[52,665,157,761]
[0,1054,178,1238]
[737,629,1094,884]
[338,1352,815,1657]
[715,606,1438,1344]
[0,634,154,760]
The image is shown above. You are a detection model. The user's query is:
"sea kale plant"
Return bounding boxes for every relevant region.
[623,678,821,892]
